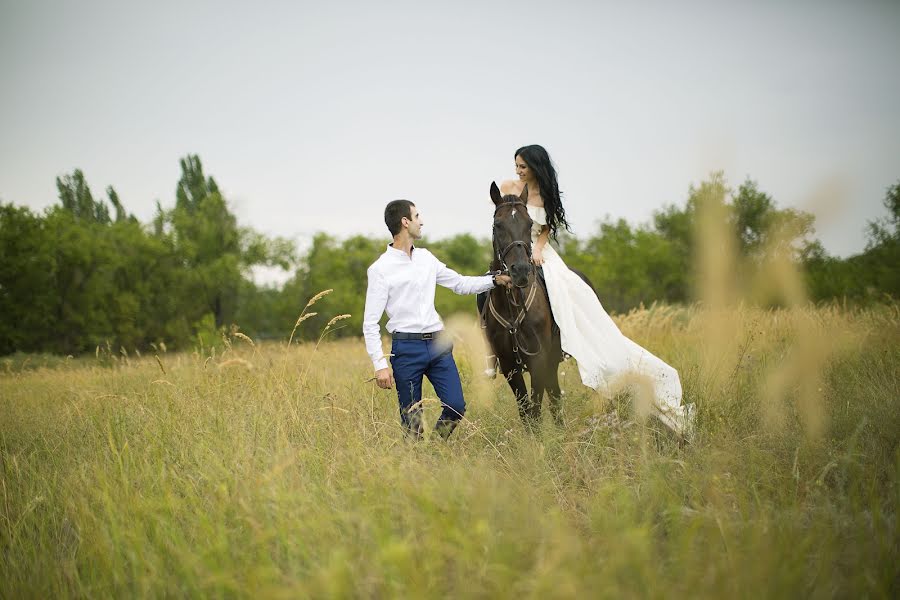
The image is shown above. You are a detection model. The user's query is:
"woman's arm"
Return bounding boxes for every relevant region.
[533,225,550,265]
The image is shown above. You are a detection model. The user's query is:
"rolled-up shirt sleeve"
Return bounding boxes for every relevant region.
[363,266,390,371]
[435,258,494,296]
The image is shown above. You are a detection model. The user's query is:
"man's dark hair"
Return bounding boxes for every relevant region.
[384,200,415,236]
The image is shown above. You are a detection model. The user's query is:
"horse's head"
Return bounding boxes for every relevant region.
[490,181,534,288]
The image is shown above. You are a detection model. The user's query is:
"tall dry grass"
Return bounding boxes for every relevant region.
[1,300,897,597]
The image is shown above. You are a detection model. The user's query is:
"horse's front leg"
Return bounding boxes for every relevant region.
[499,358,536,429]
[527,362,547,424]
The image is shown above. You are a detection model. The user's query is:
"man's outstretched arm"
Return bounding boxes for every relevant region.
[435,258,511,294]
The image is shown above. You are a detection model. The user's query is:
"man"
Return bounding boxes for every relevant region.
[363,200,512,438]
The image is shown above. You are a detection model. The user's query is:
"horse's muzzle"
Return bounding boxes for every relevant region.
[509,263,531,288]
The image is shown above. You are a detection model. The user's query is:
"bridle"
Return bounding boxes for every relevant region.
[491,199,535,282]
[483,199,543,368]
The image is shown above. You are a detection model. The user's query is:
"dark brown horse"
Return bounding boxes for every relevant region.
[481,181,565,426]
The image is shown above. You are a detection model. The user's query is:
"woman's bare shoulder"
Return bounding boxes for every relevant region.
[499,179,524,195]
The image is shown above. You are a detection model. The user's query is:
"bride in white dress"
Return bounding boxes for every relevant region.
[499,145,694,436]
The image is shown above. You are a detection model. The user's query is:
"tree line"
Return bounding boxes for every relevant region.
[1,156,897,356]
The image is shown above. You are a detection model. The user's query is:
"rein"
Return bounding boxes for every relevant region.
[487,280,541,367]
[484,199,543,368]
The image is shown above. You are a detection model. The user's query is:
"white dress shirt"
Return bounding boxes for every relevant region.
[363,244,494,371]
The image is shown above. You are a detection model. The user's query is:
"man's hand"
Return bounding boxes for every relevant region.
[375,367,394,389]
[494,274,514,288]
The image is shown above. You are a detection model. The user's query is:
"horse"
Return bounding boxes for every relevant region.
[479,181,567,427]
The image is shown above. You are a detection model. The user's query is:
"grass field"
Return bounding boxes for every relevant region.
[1,303,898,598]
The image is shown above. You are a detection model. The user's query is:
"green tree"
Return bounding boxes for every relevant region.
[0,205,56,353]
[427,234,493,318]
[56,169,113,224]
[285,234,383,341]
[731,179,816,261]
[160,155,293,331]
[107,186,130,223]
[565,175,821,311]
[169,156,240,327]
[805,180,899,303]
[233,281,289,340]
[1,158,298,356]
[858,181,900,298]
[561,219,684,313]
[866,181,899,249]
[41,208,119,352]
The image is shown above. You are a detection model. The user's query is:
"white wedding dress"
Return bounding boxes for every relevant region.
[528,205,693,435]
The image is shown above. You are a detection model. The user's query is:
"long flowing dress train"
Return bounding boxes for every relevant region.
[528,205,693,434]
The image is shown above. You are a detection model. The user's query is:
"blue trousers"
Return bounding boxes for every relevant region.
[390,337,466,438]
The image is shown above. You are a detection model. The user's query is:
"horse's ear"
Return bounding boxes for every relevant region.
[490,181,503,206]
[519,184,529,203]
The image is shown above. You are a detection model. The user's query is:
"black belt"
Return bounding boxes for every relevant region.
[392,331,441,340]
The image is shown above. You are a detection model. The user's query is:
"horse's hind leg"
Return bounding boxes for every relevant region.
[546,331,564,425]
[546,368,563,426]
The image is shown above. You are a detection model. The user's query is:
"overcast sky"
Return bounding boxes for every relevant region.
[2,0,899,279]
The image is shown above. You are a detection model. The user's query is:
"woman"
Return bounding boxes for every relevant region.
[495,144,693,435]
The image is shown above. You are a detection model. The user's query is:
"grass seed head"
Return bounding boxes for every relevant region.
[217,358,254,370]
[234,332,255,346]
[304,289,333,309]
[325,314,352,328]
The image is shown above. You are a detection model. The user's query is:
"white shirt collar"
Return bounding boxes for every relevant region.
[386,243,415,257]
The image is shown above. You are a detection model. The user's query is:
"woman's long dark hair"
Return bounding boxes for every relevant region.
[515,144,570,241]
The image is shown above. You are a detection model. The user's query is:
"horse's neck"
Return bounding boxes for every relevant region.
[496,276,547,312]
